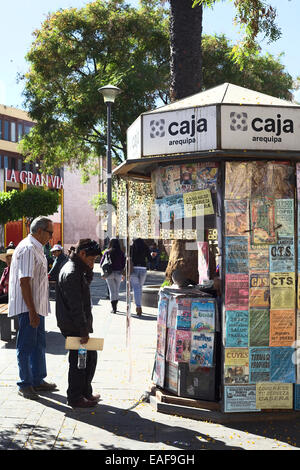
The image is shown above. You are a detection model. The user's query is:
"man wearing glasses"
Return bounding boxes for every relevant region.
[8,216,57,400]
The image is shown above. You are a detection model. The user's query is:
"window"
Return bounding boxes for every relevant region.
[4,121,9,140]
[11,122,16,142]
[24,125,32,135]
[0,119,2,139]
[11,158,16,170]
[4,156,8,169]
[18,158,22,171]
[18,123,23,141]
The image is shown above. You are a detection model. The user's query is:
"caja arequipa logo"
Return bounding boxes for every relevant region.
[230,111,248,131]
[150,119,165,138]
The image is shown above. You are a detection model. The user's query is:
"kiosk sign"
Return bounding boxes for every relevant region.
[142,106,217,157]
[221,105,300,151]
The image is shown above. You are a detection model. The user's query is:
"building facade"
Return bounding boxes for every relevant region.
[0,104,100,251]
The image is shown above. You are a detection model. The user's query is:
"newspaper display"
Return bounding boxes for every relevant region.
[224,385,259,412]
[256,383,293,409]
[224,160,297,413]
[190,332,214,367]
[249,308,270,347]
[225,236,249,274]
[225,310,249,347]
[269,309,295,347]
[249,347,271,383]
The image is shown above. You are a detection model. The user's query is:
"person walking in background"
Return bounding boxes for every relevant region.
[130,238,152,317]
[8,216,57,401]
[0,247,14,303]
[56,239,102,408]
[48,244,68,282]
[100,238,125,314]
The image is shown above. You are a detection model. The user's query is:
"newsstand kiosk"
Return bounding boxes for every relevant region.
[113,83,300,421]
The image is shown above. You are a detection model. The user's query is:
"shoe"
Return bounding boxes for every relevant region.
[68,397,97,408]
[85,393,101,402]
[111,300,117,313]
[136,306,142,316]
[33,381,58,392]
[18,386,40,401]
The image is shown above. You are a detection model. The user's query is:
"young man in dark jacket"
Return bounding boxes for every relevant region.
[56,239,102,408]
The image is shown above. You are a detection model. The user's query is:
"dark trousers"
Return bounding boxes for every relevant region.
[67,349,97,404]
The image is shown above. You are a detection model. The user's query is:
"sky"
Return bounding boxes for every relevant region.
[1,0,299,108]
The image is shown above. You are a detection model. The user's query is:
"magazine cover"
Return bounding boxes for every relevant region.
[166,328,176,363]
[175,330,191,362]
[274,199,294,237]
[157,297,168,325]
[269,161,294,199]
[190,332,214,367]
[176,298,192,330]
[196,162,219,192]
[153,352,165,388]
[191,299,215,333]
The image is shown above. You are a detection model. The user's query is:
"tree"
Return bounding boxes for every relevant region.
[0,188,59,231]
[201,34,294,100]
[20,0,169,172]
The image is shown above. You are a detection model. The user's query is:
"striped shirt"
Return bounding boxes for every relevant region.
[8,234,50,317]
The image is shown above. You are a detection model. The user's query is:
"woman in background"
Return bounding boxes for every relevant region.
[101,238,125,313]
[130,238,152,317]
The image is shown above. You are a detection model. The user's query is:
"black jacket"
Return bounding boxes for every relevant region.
[55,253,94,337]
[48,253,68,282]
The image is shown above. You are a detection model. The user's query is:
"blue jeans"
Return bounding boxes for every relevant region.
[130,267,147,307]
[16,312,47,389]
[106,271,123,301]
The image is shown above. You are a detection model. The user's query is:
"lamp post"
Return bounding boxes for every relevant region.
[99,84,122,238]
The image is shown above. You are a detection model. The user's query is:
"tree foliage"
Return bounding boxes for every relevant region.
[0,188,59,225]
[20,0,169,171]
[193,0,292,64]
[20,0,295,172]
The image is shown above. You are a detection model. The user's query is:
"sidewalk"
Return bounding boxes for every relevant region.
[1,268,300,451]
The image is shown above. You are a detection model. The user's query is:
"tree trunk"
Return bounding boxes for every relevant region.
[166,1,203,285]
[169,0,203,102]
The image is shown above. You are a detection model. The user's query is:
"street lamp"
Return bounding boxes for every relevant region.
[99,84,122,211]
